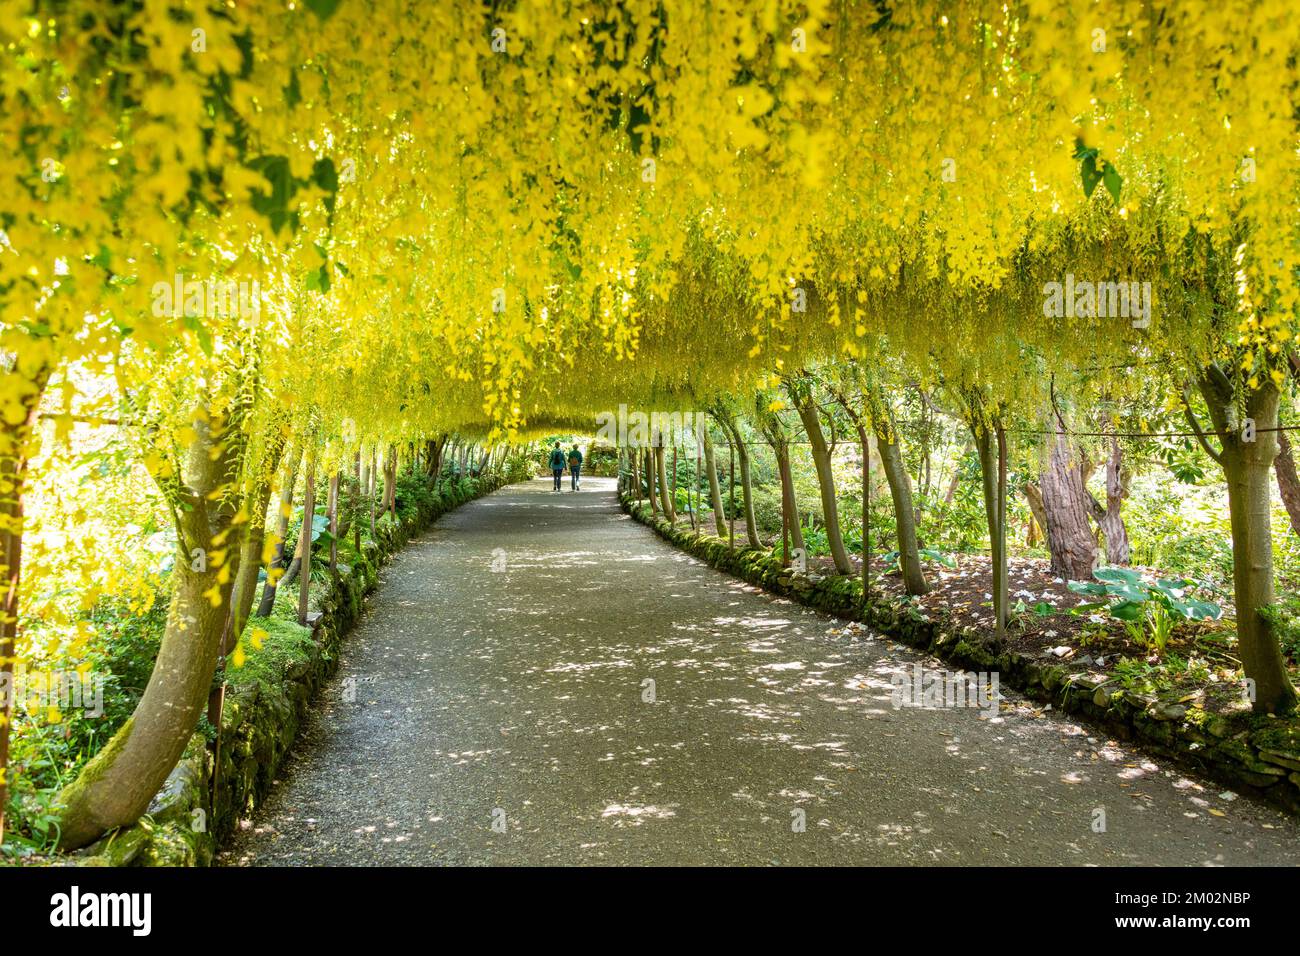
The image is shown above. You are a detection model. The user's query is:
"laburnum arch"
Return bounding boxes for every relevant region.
[2,0,1298,848]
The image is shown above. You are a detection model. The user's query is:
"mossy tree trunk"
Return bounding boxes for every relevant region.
[57,410,246,850]
[701,427,727,538]
[716,413,761,548]
[756,406,805,556]
[654,441,675,522]
[792,388,853,574]
[872,404,928,596]
[227,429,288,651]
[1189,368,1297,714]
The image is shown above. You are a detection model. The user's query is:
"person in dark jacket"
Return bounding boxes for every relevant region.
[548,444,566,491]
[567,445,583,491]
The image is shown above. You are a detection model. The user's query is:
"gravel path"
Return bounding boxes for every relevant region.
[221,478,1300,866]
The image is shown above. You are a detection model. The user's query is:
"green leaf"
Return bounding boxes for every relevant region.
[919,547,957,568]
[284,70,302,110]
[1069,602,1108,615]
[304,0,342,20]
[181,312,213,356]
[1109,600,1145,622]
[1183,599,1223,621]
[305,264,330,293]
[1094,566,1142,586]
[1068,580,1109,596]
[312,157,338,194]
[1102,161,1122,203]
[1081,153,1101,197]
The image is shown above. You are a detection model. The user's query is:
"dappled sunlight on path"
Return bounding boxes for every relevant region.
[223,478,1300,866]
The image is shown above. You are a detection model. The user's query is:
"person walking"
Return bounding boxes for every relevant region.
[548,443,566,491]
[568,445,583,491]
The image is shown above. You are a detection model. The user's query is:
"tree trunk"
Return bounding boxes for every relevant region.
[1275,430,1300,536]
[327,470,339,576]
[382,443,396,521]
[873,419,928,595]
[645,449,657,516]
[225,432,288,653]
[654,442,675,522]
[771,440,805,554]
[1197,371,1296,714]
[256,442,303,618]
[794,392,853,574]
[717,415,762,548]
[1039,422,1097,580]
[0,365,48,847]
[57,411,245,849]
[1086,435,1131,565]
[353,451,362,554]
[853,388,929,596]
[368,445,377,536]
[1023,481,1048,550]
[971,420,1008,635]
[702,427,727,538]
[298,449,317,626]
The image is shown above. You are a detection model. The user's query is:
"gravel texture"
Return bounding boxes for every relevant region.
[221,478,1300,866]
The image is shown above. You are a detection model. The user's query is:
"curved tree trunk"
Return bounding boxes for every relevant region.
[57,412,246,849]
[859,387,929,596]
[793,392,853,573]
